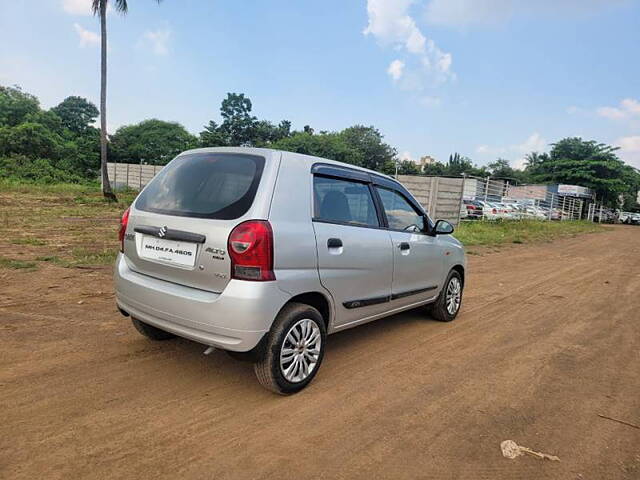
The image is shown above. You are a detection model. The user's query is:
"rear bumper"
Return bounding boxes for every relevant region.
[114,253,290,351]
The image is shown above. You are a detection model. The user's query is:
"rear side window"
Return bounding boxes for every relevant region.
[375,187,424,231]
[135,153,265,219]
[313,176,379,227]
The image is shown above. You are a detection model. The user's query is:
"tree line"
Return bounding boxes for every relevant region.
[0,84,638,208]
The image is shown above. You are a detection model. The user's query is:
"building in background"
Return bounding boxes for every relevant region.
[416,155,437,172]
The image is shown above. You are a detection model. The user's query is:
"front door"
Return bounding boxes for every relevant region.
[374,186,443,306]
[312,175,393,328]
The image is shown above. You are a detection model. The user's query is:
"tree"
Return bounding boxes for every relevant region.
[217,92,257,146]
[0,85,40,127]
[200,93,292,147]
[272,131,363,166]
[381,159,419,176]
[51,96,99,134]
[487,158,513,178]
[446,153,474,175]
[422,161,448,176]
[199,120,228,147]
[0,123,63,160]
[526,137,639,206]
[110,119,197,165]
[91,0,163,202]
[339,125,396,171]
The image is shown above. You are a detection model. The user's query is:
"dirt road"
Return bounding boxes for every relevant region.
[1,226,639,479]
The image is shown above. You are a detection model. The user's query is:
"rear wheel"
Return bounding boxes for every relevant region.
[131,317,176,341]
[428,270,463,322]
[254,303,326,395]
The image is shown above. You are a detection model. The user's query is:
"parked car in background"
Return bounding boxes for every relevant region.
[493,202,517,219]
[619,211,640,225]
[523,206,547,220]
[477,201,501,220]
[115,147,466,394]
[461,199,484,219]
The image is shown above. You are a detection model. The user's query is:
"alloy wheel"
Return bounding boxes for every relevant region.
[279,318,322,383]
[446,277,462,315]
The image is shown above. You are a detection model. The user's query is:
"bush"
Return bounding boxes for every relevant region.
[0,154,86,184]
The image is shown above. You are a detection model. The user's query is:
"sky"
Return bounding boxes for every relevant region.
[1,0,639,169]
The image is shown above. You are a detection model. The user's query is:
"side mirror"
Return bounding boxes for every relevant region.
[434,219,454,235]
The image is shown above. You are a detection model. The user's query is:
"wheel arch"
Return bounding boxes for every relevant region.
[280,291,333,330]
[451,264,465,288]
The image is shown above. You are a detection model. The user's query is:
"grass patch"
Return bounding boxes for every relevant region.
[70,247,117,267]
[0,179,99,195]
[455,219,604,247]
[0,256,37,270]
[0,179,138,207]
[36,249,116,268]
[11,237,47,246]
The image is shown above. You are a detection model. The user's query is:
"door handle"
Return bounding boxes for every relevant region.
[327,238,343,248]
[399,242,410,251]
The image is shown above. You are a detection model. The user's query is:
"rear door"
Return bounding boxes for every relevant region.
[124,151,271,293]
[374,186,443,306]
[312,173,393,328]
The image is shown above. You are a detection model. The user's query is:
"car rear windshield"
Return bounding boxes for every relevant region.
[135,152,265,219]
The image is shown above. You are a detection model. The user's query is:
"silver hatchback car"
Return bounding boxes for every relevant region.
[115,147,466,394]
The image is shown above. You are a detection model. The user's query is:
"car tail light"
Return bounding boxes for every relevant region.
[467,205,476,210]
[228,220,275,281]
[118,207,130,253]
[492,208,497,214]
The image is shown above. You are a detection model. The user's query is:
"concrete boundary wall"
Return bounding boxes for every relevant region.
[107,163,465,224]
[107,163,163,191]
[398,175,464,225]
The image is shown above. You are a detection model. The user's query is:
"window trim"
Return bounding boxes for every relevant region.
[312,174,381,228]
[373,185,433,236]
[310,162,434,234]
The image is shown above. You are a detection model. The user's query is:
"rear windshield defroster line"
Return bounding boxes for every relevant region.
[135,153,265,220]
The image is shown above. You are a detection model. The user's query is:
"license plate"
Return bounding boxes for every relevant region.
[139,235,197,267]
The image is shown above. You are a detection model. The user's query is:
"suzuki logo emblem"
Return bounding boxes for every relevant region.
[158,226,167,238]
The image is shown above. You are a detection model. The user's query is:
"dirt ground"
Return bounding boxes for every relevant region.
[1,220,639,479]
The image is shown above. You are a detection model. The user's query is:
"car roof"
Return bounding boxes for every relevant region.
[178,146,396,182]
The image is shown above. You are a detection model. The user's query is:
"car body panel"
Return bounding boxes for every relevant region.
[114,147,466,351]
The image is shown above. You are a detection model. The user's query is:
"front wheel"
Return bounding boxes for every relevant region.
[428,270,463,322]
[254,303,326,395]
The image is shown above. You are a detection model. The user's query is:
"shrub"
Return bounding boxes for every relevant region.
[0,154,86,184]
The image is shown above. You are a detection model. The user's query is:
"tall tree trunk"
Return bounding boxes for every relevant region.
[100,2,117,202]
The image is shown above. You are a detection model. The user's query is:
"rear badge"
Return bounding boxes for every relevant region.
[205,247,226,260]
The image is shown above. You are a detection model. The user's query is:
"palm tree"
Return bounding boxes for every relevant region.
[91,0,162,202]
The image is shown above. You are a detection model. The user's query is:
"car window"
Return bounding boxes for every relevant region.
[135,153,264,219]
[313,176,379,227]
[375,187,424,231]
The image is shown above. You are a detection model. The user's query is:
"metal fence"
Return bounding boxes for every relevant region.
[455,175,603,223]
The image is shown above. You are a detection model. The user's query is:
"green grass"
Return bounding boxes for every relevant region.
[70,247,117,266]
[35,249,116,268]
[0,178,100,194]
[10,237,47,246]
[455,219,604,247]
[0,256,37,270]
[0,179,138,206]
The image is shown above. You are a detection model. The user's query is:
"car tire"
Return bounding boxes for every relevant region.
[428,270,463,322]
[254,302,326,395]
[131,317,176,341]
